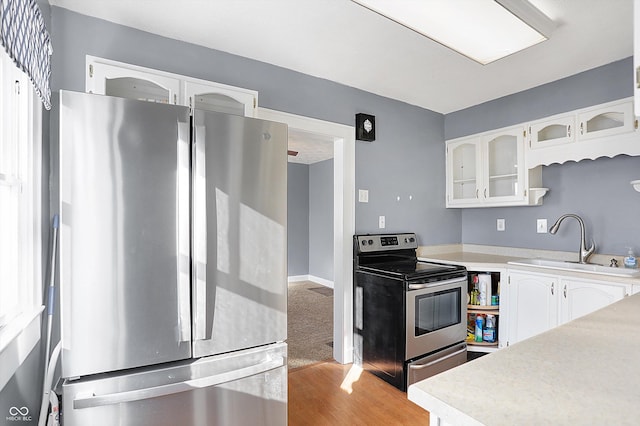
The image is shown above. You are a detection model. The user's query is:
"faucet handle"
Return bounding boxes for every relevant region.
[610,258,619,268]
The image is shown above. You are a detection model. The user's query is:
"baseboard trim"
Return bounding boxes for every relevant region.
[288,275,334,289]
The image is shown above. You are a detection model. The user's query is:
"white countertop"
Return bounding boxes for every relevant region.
[418,248,640,285]
[408,292,640,425]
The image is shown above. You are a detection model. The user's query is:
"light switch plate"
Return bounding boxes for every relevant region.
[358,189,369,203]
[497,218,505,231]
[379,215,385,229]
[537,219,547,233]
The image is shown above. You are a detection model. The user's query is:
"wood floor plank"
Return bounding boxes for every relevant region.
[288,361,430,425]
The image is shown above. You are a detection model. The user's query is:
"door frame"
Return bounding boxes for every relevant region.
[257,108,355,364]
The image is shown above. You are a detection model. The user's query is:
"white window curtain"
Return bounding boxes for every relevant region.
[0,0,52,109]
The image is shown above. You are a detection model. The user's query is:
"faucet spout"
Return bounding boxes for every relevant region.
[549,214,596,264]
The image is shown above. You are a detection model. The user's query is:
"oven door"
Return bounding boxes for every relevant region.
[405,276,467,360]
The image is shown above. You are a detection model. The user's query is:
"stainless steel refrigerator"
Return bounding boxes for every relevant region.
[58,91,288,425]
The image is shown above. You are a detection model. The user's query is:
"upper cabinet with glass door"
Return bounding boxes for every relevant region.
[446,136,482,206]
[87,61,181,105]
[446,125,543,208]
[577,99,634,140]
[483,128,525,202]
[184,81,256,117]
[526,98,640,167]
[86,56,258,117]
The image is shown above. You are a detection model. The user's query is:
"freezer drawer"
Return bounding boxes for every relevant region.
[62,343,287,426]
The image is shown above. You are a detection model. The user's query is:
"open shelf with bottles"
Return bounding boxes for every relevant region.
[466,271,501,352]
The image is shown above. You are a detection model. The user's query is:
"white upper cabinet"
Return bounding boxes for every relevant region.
[88,61,181,104]
[577,99,635,140]
[526,98,640,167]
[86,56,258,117]
[483,128,525,201]
[446,125,543,208]
[528,113,575,149]
[447,136,481,206]
[183,81,256,117]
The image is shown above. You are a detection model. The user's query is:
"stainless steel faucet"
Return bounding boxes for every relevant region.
[549,214,596,264]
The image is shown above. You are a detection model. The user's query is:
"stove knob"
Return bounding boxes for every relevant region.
[361,240,367,245]
[368,239,374,245]
[409,237,415,243]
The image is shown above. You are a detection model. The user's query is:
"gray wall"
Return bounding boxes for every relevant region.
[49,6,461,247]
[309,159,334,281]
[446,58,640,256]
[287,163,309,276]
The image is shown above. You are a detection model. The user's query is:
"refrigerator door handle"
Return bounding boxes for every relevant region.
[193,123,208,341]
[177,120,191,343]
[72,355,285,409]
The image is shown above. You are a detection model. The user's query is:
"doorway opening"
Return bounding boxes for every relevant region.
[257,108,355,364]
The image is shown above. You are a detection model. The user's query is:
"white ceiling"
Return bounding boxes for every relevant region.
[48,0,634,162]
[288,129,335,165]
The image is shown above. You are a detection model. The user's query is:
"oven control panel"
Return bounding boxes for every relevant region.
[355,233,418,252]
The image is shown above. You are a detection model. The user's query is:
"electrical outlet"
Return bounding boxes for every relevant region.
[379,215,385,229]
[358,189,369,203]
[537,219,547,233]
[497,218,505,231]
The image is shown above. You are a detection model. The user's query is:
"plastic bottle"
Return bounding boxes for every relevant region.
[474,315,484,342]
[483,315,496,343]
[624,248,637,269]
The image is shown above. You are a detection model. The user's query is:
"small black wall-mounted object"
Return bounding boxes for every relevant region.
[356,113,376,141]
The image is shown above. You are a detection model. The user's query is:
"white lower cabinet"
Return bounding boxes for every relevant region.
[506,271,558,345]
[505,269,631,346]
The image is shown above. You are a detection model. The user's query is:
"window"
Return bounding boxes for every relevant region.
[0,48,42,334]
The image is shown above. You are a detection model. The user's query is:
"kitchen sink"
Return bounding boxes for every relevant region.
[508,258,640,278]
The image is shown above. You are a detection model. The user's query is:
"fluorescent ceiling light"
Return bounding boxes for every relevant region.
[352,0,556,65]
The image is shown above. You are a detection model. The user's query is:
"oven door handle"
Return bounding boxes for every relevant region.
[408,277,466,290]
[408,347,467,370]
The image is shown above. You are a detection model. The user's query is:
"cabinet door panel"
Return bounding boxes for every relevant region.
[507,272,557,345]
[184,81,257,117]
[529,114,575,148]
[482,126,525,202]
[560,279,628,324]
[577,100,634,140]
[446,138,481,206]
[87,62,180,104]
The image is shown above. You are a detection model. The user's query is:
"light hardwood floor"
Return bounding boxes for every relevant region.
[288,361,430,425]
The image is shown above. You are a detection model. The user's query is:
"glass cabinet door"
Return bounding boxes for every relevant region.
[88,62,180,104]
[447,138,481,204]
[529,114,575,149]
[578,100,634,140]
[184,81,257,117]
[483,127,524,200]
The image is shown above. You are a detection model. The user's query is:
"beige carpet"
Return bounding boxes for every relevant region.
[287,281,334,370]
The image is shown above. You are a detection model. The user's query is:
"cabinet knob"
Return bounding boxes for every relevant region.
[563,284,567,298]
[551,282,554,295]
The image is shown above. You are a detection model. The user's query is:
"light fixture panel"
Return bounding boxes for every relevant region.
[352,0,555,65]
